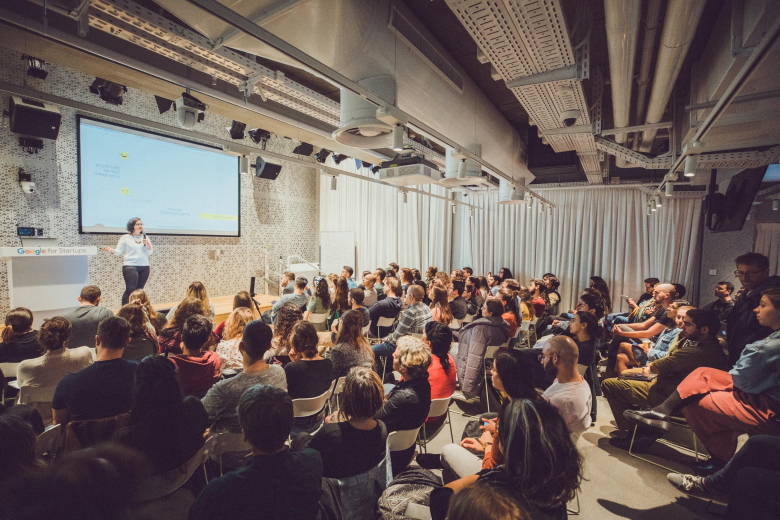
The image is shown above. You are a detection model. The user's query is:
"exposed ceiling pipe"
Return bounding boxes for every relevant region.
[632,0,663,151]
[604,0,641,169]
[638,0,707,153]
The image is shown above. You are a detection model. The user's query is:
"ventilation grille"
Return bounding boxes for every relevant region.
[389,7,464,92]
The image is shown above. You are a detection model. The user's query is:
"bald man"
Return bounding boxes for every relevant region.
[372,284,433,374]
[540,336,592,433]
[604,283,677,375]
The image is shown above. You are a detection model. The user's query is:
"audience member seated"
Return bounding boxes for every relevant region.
[726,253,780,366]
[0,307,40,363]
[0,414,40,484]
[632,277,659,308]
[345,288,370,328]
[454,300,510,399]
[545,275,562,315]
[372,285,432,371]
[606,277,659,329]
[363,273,378,307]
[445,482,530,520]
[166,281,216,321]
[190,384,323,520]
[302,367,386,480]
[281,271,296,295]
[528,278,548,318]
[518,286,534,322]
[540,336,592,434]
[343,265,358,289]
[327,310,374,379]
[52,316,136,427]
[449,281,468,321]
[613,304,688,373]
[214,291,253,339]
[602,309,728,451]
[702,281,735,323]
[169,315,220,398]
[61,285,114,349]
[477,276,489,304]
[646,304,687,362]
[434,271,452,290]
[589,276,613,315]
[374,268,387,300]
[425,267,438,287]
[115,355,208,474]
[429,399,582,520]
[430,285,454,326]
[327,276,351,328]
[215,307,254,374]
[497,289,521,338]
[158,297,215,356]
[129,288,167,333]
[402,269,415,290]
[304,277,332,332]
[417,350,538,482]
[625,288,780,468]
[17,317,92,423]
[263,277,309,325]
[369,276,402,337]
[375,337,432,474]
[463,283,480,317]
[202,320,286,469]
[285,321,334,434]
[116,303,159,360]
[265,302,302,363]
[666,435,780,520]
[423,322,457,430]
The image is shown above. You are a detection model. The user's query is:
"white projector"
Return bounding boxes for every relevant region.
[378,157,443,187]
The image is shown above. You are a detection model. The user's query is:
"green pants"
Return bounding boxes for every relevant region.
[601,377,668,432]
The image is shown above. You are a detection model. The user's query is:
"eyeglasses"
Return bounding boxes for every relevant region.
[734,270,765,277]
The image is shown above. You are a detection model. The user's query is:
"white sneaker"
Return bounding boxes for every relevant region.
[666,473,717,496]
[451,390,480,404]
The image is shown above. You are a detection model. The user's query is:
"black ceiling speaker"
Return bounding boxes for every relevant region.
[293,142,314,156]
[254,157,282,180]
[9,96,61,140]
[229,120,246,140]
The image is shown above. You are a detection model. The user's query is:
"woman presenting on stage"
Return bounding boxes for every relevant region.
[102,217,153,304]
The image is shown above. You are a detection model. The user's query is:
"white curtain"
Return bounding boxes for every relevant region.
[453,187,703,312]
[755,223,780,275]
[319,160,452,276]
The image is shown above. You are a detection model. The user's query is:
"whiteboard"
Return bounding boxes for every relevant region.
[320,231,355,277]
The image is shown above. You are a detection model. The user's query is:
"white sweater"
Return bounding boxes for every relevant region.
[114,234,153,266]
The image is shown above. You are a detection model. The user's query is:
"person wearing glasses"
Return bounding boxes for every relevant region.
[726,253,780,367]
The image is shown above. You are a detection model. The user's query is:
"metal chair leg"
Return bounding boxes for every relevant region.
[447,408,454,443]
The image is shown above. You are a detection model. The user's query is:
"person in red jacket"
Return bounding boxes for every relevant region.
[170,315,220,398]
[423,321,457,431]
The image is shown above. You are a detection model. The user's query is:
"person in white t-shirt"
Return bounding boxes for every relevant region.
[539,335,592,433]
[101,217,153,304]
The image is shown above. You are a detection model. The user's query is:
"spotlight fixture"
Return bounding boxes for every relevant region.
[773,199,779,211]
[239,156,250,175]
[248,128,271,145]
[330,176,337,191]
[457,160,467,179]
[683,155,697,177]
[228,121,246,140]
[665,182,674,197]
[452,204,457,215]
[23,55,47,80]
[392,125,405,152]
[470,208,475,218]
[655,195,662,208]
[292,142,314,156]
[332,154,348,165]
[402,191,408,204]
[173,92,206,128]
[314,149,331,164]
[646,204,651,216]
[89,78,127,105]
[528,196,535,209]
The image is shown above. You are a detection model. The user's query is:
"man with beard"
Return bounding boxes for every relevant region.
[601,309,728,451]
[539,336,592,433]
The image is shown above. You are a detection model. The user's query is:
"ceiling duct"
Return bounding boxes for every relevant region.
[332,76,395,148]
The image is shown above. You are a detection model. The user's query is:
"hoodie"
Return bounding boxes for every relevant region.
[455,316,511,398]
[368,296,403,335]
[170,351,221,398]
[727,275,780,367]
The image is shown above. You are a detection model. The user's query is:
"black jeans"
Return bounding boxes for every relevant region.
[707,435,780,494]
[122,266,150,305]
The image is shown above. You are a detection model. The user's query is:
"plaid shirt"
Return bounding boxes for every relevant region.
[386,302,433,346]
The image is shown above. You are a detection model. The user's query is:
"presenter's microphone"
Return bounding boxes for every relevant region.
[143,232,147,240]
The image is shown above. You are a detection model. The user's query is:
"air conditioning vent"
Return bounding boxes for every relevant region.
[389,7,464,92]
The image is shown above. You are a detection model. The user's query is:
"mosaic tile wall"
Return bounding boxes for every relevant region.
[0,46,318,317]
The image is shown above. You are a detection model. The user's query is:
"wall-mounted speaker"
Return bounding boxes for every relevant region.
[9,96,61,139]
[255,157,282,180]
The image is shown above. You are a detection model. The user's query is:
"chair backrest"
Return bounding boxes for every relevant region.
[212,431,252,455]
[333,376,347,396]
[427,396,452,418]
[133,439,211,502]
[292,380,336,417]
[462,313,475,323]
[362,324,371,336]
[308,312,329,324]
[485,346,501,362]
[89,348,96,361]
[17,385,58,406]
[0,362,20,378]
[577,364,588,376]
[377,316,395,328]
[35,424,62,460]
[449,319,461,330]
[387,426,422,452]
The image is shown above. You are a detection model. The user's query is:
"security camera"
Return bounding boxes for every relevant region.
[560,109,580,127]
[173,92,206,129]
[20,181,35,194]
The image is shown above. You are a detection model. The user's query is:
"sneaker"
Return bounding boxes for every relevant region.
[666,473,719,496]
[451,390,480,404]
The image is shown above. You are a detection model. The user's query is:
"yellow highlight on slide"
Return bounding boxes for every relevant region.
[199,213,238,221]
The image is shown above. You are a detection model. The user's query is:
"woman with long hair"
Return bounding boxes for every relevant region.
[412,269,422,282]
[213,291,254,339]
[115,356,208,474]
[329,310,374,379]
[0,307,39,363]
[286,321,334,434]
[425,267,438,286]
[498,268,513,284]
[158,297,212,356]
[129,289,166,333]
[166,282,215,321]
[589,276,612,314]
[517,286,534,321]
[332,276,351,315]
[266,302,303,363]
[117,303,160,360]
[434,271,452,289]
[477,276,489,304]
[423,322,456,429]
[430,285,454,326]
[529,278,549,318]
[304,277,332,332]
[496,289,521,338]
[215,307,254,373]
[401,269,415,290]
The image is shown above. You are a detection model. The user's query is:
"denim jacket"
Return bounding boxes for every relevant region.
[647,328,682,362]
[730,329,780,401]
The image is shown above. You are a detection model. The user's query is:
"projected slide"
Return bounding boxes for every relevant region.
[78,117,240,236]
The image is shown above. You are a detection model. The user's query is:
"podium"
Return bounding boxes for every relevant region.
[1,246,97,323]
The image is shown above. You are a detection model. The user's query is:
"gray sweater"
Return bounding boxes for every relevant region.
[327,342,374,379]
[62,305,114,349]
